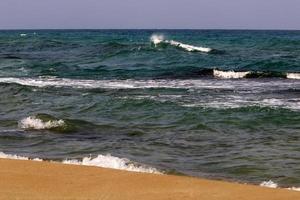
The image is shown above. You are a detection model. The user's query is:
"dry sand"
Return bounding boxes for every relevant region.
[0,158,299,200]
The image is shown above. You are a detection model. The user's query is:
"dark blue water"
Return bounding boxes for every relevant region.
[0,30,299,187]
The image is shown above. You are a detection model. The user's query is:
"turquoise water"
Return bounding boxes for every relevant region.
[0,30,300,187]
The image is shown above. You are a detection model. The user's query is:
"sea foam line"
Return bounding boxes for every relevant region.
[151,34,212,53]
[0,152,161,174]
[0,77,234,89]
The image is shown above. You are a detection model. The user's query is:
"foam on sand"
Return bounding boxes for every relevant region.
[19,116,65,130]
[213,69,250,79]
[151,34,212,53]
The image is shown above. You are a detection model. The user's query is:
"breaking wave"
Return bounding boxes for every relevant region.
[260,180,300,192]
[0,152,161,174]
[213,69,250,79]
[212,69,300,79]
[287,73,300,80]
[63,154,161,174]
[19,115,65,130]
[151,34,213,53]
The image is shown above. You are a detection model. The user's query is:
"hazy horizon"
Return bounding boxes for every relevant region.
[1,0,300,30]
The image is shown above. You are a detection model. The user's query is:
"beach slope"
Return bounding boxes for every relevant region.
[0,159,299,200]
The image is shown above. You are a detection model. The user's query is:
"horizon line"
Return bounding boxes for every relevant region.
[0,28,300,31]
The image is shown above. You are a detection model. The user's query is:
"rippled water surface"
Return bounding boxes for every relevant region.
[0,30,299,187]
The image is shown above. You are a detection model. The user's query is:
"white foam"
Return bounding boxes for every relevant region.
[260,180,278,188]
[150,34,212,53]
[0,152,42,161]
[260,180,300,192]
[213,69,250,79]
[287,73,300,80]
[150,34,165,46]
[63,154,161,174]
[19,116,65,130]
[169,40,212,53]
[0,152,160,174]
[288,187,300,192]
[0,77,234,90]
[20,33,27,37]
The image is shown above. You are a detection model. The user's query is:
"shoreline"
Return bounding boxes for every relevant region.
[0,158,299,200]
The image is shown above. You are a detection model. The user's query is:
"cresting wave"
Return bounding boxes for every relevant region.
[63,155,161,174]
[150,34,213,53]
[19,116,65,130]
[213,69,250,79]
[287,73,300,80]
[0,152,161,174]
[213,70,300,79]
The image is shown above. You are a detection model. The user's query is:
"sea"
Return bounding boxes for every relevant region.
[0,30,299,189]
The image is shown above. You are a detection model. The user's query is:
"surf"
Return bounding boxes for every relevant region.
[0,151,161,174]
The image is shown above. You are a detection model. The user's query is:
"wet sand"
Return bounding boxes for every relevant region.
[0,158,299,200]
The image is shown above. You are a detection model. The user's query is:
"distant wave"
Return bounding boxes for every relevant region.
[19,115,65,130]
[0,152,161,174]
[150,34,213,53]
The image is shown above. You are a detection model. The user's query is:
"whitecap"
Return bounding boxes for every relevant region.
[150,34,212,53]
[287,73,300,80]
[213,69,250,79]
[18,116,65,130]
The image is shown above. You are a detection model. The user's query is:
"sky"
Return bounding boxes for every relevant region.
[0,0,299,29]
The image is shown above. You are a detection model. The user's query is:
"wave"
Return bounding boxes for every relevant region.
[213,69,300,79]
[0,77,234,89]
[19,115,65,130]
[0,152,42,161]
[213,69,250,79]
[0,75,299,93]
[150,34,213,53]
[287,73,300,80]
[0,152,299,190]
[63,155,161,174]
[260,180,278,188]
[0,152,161,174]
[260,180,300,191]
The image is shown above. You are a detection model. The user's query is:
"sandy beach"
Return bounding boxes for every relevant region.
[0,158,299,200]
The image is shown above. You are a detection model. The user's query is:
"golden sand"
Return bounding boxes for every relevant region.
[0,158,299,200]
